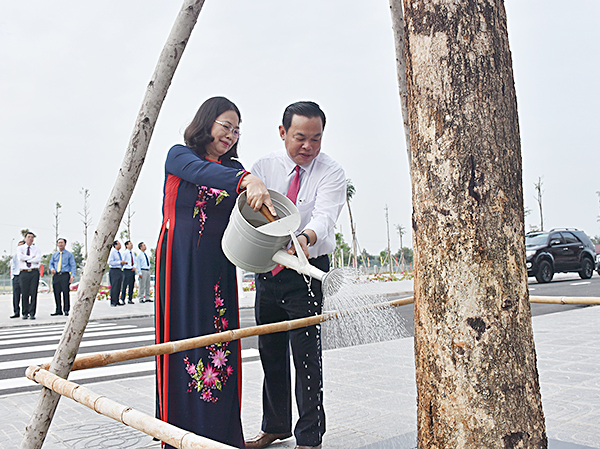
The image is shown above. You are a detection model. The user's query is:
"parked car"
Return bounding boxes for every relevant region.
[525,228,596,283]
[242,272,255,282]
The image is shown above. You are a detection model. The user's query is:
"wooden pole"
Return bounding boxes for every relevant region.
[38,296,417,372]
[36,294,598,373]
[21,1,206,448]
[25,366,235,449]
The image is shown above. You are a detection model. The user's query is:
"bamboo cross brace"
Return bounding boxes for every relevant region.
[25,366,235,449]
[42,296,414,372]
[41,295,600,373]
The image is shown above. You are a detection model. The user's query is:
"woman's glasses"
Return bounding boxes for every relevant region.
[214,120,241,138]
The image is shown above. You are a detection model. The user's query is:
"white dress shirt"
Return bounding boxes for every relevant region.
[10,253,20,279]
[252,150,346,258]
[17,244,42,270]
[121,249,136,270]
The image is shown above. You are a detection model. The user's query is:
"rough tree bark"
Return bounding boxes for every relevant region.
[402,1,547,447]
[20,1,206,447]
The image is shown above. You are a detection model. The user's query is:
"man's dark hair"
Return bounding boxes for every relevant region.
[57,238,67,245]
[184,96,241,160]
[124,240,131,247]
[112,241,120,248]
[25,231,35,238]
[282,101,326,132]
[138,242,144,250]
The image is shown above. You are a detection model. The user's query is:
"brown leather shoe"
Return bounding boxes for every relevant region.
[245,430,293,449]
[295,445,322,449]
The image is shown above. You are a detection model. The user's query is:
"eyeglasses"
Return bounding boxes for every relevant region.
[214,120,241,138]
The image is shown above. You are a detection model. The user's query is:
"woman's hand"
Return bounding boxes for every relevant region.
[241,174,277,216]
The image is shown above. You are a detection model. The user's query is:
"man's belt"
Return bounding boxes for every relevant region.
[55,272,70,275]
[141,268,150,271]
[21,268,39,272]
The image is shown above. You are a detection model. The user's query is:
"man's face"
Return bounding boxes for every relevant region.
[25,234,34,246]
[279,115,323,166]
[57,240,66,251]
[126,242,133,250]
[115,242,122,251]
[140,243,147,252]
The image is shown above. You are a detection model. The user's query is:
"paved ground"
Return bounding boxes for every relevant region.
[0,281,599,448]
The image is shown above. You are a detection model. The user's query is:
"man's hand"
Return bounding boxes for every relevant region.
[69,276,74,283]
[51,269,56,274]
[120,260,127,265]
[288,230,316,259]
[139,274,143,279]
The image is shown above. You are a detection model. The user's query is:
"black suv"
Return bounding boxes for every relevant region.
[525,228,596,283]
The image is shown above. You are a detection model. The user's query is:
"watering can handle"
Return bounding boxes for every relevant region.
[260,204,280,222]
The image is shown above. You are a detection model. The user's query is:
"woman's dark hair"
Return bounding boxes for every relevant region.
[282,101,326,132]
[184,97,241,160]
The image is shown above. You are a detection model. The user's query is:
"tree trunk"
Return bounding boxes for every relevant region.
[403,1,547,447]
[20,1,206,447]
[389,0,412,165]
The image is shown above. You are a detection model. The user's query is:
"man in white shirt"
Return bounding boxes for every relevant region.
[10,240,25,318]
[136,242,153,303]
[120,240,136,304]
[17,232,43,320]
[108,240,126,307]
[246,101,346,449]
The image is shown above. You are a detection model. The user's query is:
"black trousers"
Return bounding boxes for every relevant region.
[121,269,135,303]
[52,273,71,313]
[254,255,328,447]
[19,269,40,318]
[109,268,124,306]
[12,274,22,315]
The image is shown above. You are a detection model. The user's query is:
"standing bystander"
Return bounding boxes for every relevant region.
[120,240,136,304]
[49,238,77,316]
[18,232,42,320]
[136,242,152,303]
[10,240,25,318]
[108,241,126,307]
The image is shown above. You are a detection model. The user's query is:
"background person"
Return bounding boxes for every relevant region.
[136,242,152,303]
[49,238,76,316]
[155,96,273,449]
[246,101,346,449]
[10,240,25,318]
[120,240,136,304]
[17,231,42,320]
[108,240,126,307]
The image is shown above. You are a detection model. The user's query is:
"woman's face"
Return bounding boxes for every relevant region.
[204,110,240,160]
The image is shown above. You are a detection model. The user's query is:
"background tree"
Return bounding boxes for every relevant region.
[0,253,11,275]
[395,223,406,269]
[53,202,62,250]
[346,179,358,267]
[534,177,544,231]
[333,232,351,267]
[71,241,84,269]
[79,188,92,260]
[400,0,546,446]
[121,202,135,242]
[384,205,393,274]
[20,228,31,238]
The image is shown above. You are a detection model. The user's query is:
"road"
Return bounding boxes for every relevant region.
[1,273,597,396]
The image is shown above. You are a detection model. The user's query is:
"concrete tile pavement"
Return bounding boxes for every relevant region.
[1,282,599,448]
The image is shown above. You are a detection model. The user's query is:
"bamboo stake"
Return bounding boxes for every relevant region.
[529,296,600,305]
[38,295,598,373]
[25,366,236,449]
[42,296,417,372]
[21,2,206,448]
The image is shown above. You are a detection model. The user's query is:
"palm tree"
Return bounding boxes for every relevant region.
[346,179,358,268]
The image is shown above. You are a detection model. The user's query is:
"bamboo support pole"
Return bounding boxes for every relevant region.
[40,296,416,372]
[25,366,235,449]
[529,296,600,305]
[37,295,598,373]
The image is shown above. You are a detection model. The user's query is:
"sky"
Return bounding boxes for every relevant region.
[1,0,599,259]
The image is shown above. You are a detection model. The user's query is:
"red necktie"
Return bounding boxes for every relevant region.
[286,165,301,204]
[272,166,302,276]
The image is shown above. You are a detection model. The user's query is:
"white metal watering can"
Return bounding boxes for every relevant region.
[221,189,337,284]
